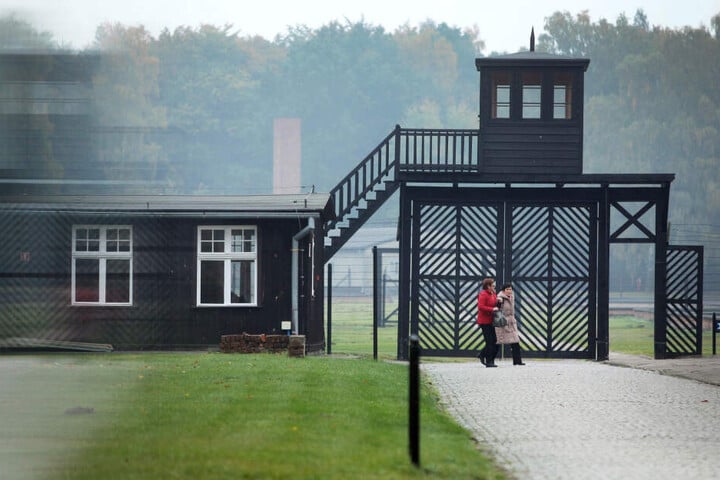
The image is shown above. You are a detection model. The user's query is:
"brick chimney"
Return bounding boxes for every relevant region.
[273,118,301,194]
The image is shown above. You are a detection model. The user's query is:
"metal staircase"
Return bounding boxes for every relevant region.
[324,125,480,260]
[324,126,400,261]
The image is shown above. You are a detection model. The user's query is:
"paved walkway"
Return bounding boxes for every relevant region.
[422,354,720,480]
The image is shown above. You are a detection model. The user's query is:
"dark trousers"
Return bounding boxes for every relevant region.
[508,343,523,365]
[479,324,497,364]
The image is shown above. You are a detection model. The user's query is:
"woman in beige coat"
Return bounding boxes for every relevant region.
[496,283,525,366]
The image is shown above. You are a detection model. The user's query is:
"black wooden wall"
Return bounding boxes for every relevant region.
[0,211,325,351]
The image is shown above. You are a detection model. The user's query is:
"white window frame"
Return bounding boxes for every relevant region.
[196,225,257,307]
[71,225,133,306]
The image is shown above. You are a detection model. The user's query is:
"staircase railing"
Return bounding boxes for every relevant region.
[325,126,480,260]
[327,126,399,226]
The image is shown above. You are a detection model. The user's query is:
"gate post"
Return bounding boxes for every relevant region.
[653,184,670,359]
[398,185,411,360]
[597,185,610,361]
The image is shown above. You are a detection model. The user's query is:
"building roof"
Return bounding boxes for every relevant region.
[475,50,590,70]
[0,193,335,219]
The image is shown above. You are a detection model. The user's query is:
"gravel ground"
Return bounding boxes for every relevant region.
[422,358,720,480]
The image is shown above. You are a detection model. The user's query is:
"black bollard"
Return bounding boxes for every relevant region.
[327,263,332,355]
[409,334,420,466]
[713,312,717,356]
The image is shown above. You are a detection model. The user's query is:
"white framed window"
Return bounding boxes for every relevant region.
[553,72,573,119]
[522,72,542,119]
[72,225,132,305]
[197,226,257,306]
[491,71,511,119]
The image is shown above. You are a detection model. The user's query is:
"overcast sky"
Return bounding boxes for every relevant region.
[3,0,719,53]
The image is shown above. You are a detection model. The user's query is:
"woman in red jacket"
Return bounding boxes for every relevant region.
[477,277,499,368]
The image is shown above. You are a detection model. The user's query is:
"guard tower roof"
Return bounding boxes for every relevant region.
[476,51,590,70]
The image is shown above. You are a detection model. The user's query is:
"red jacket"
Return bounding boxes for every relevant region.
[477,289,497,325]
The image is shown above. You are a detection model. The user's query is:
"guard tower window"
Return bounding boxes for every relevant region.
[491,72,511,119]
[522,72,542,119]
[553,73,573,119]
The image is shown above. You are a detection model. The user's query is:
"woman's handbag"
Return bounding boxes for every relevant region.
[492,310,508,327]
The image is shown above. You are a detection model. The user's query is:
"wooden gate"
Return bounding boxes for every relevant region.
[663,245,704,356]
[405,189,596,358]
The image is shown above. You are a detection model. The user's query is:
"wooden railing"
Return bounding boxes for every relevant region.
[398,128,479,172]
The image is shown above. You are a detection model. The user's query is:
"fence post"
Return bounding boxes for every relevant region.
[713,312,717,356]
[409,334,420,467]
[327,263,332,355]
[373,246,378,360]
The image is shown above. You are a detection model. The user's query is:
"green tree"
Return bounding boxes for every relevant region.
[0,13,57,49]
[152,25,278,193]
[91,23,170,190]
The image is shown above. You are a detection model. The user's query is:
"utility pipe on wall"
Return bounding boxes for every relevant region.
[292,216,315,335]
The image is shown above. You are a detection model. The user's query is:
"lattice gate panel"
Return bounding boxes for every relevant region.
[511,205,594,358]
[664,246,703,355]
[414,203,497,355]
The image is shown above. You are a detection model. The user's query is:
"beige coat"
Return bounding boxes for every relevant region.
[495,291,520,344]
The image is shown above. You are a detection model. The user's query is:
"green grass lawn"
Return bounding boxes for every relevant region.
[609,315,717,357]
[2,353,505,480]
[4,301,716,479]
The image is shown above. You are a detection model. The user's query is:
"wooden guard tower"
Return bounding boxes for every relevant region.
[324,33,704,361]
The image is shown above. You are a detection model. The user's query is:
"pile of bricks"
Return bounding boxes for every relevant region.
[288,335,306,357]
[219,333,305,357]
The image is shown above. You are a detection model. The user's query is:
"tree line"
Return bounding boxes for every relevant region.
[2,9,719,290]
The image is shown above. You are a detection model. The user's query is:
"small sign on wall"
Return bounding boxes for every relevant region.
[281,321,292,331]
[19,251,31,263]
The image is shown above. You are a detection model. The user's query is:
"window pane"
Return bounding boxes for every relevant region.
[491,72,511,119]
[496,87,510,103]
[200,260,224,304]
[75,228,101,251]
[523,86,541,103]
[75,258,99,302]
[522,86,541,119]
[118,228,131,252]
[213,229,224,252]
[232,228,256,252]
[231,260,255,303]
[522,72,542,119]
[231,230,243,252]
[496,105,510,118]
[523,105,541,118]
[106,259,130,303]
[200,228,225,253]
[244,230,255,253]
[554,73,572,119]
[75,228,87,251]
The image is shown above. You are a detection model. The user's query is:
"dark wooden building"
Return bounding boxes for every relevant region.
[0,194,333,351]
[476,50,589,174]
